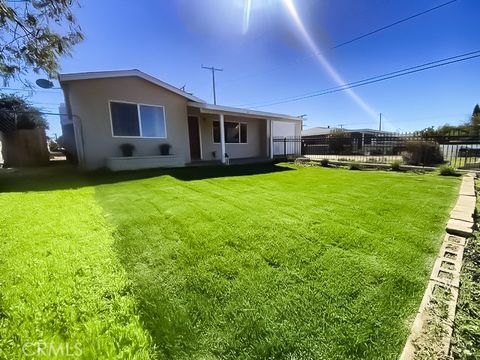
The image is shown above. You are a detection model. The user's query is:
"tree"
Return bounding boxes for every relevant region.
[470,104,480,134]
[473,104,480,116]
[0,93,48,133]
[0,0,83,85]
[328,128,349,154]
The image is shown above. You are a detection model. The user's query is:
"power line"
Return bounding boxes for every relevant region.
[0,109,65,116]
[0,87,62,94]
[240,50,480,107]
[195,0,459,93]
[236,50,480,109]
[333,0,458,49]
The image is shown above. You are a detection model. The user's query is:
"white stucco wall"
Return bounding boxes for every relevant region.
[273,121,296,138]
[63,77,191,170]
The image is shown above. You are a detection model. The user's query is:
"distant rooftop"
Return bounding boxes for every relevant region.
[302,127,392,137]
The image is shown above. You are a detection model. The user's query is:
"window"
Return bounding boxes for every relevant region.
[110,101,166,138]
[139,105,166,138]
[110,102,140,137]
[240,123,247,143]
[213,121,247,144]
[225,122,239,143]
[213,121,221,143]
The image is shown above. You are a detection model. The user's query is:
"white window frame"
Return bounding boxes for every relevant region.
[108,99,167,139]
[213,120,248,144]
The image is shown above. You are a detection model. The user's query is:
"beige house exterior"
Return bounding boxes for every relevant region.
[59,70,302,170]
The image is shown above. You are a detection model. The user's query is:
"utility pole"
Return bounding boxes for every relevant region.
[298,114,307,130]
[379,113,382,131]
[202,65,223,105]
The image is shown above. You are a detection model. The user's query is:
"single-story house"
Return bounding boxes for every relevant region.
[302,126,399,155]
[59,70,302,170]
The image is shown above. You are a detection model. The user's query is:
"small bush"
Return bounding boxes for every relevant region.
[159,143,171,156]
[320,159,329,167]
[349,162,362,170]
[369,149,383,156]
[402,141,443,166]
[391,160,402,171]
[439,165,459,176]
[120,143,135,157]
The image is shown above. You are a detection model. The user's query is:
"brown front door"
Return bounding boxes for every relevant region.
[188,116,201,160]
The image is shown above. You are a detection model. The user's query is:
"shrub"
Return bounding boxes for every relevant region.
[369,149,383,156]
[349,162,362,170]
[391,160,402,171]
[120,143,135,157]
[320,159,329,167]
[402,141,444,166]
[159,143,172,156]
[439,165,459,176]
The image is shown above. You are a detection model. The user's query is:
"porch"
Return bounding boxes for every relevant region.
[186,102,301,165]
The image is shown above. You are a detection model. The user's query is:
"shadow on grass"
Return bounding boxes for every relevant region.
[0,161,294,192]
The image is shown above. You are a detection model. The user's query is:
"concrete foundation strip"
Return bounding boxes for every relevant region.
[399,174,476,359]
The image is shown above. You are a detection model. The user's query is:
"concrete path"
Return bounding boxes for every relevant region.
[446,174,476,237]
[400,173,476,360]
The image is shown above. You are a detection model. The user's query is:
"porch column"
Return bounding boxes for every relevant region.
[269,119,274,159]
[219,113,226,164]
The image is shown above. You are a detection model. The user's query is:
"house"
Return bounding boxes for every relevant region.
[58,70,302,171]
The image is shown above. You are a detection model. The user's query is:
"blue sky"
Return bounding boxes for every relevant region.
[4,0,480,136]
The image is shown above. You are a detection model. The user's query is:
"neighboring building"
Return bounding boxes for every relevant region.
[59,70,302,170]
[302,127,398,155]
[302,126,392,139]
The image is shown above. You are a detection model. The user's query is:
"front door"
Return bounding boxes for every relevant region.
[188,116,201,160]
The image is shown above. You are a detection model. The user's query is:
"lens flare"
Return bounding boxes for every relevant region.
[242,0,252,34]
[283,0,378,122]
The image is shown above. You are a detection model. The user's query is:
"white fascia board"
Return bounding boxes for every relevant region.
[188,102,302,123]
[58,69,205,103]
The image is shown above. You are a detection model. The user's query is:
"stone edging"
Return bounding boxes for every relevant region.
[399,173,476,359]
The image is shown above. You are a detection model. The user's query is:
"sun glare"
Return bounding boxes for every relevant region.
[242,0,253,34]
[282,0,379,122]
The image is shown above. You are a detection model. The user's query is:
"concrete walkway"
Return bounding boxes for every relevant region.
[446,174,476,237]
[400,173,476,359]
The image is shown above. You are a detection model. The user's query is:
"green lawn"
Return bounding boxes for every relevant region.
[0,163,459,359]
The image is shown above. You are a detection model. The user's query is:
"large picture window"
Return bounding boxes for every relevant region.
[213,121,247,144]
[110,101,166,138]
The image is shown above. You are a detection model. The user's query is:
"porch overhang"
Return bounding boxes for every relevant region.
[187,102,302,123]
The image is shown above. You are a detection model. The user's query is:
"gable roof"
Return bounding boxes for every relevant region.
[58,69,205,103]
[59,69,302,122]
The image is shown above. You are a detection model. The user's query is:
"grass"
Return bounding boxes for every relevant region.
[0,163,460,359]
[0,177,152,359]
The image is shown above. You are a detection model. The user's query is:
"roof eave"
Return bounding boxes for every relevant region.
[58,70,205,103]
[188,101,302,122]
